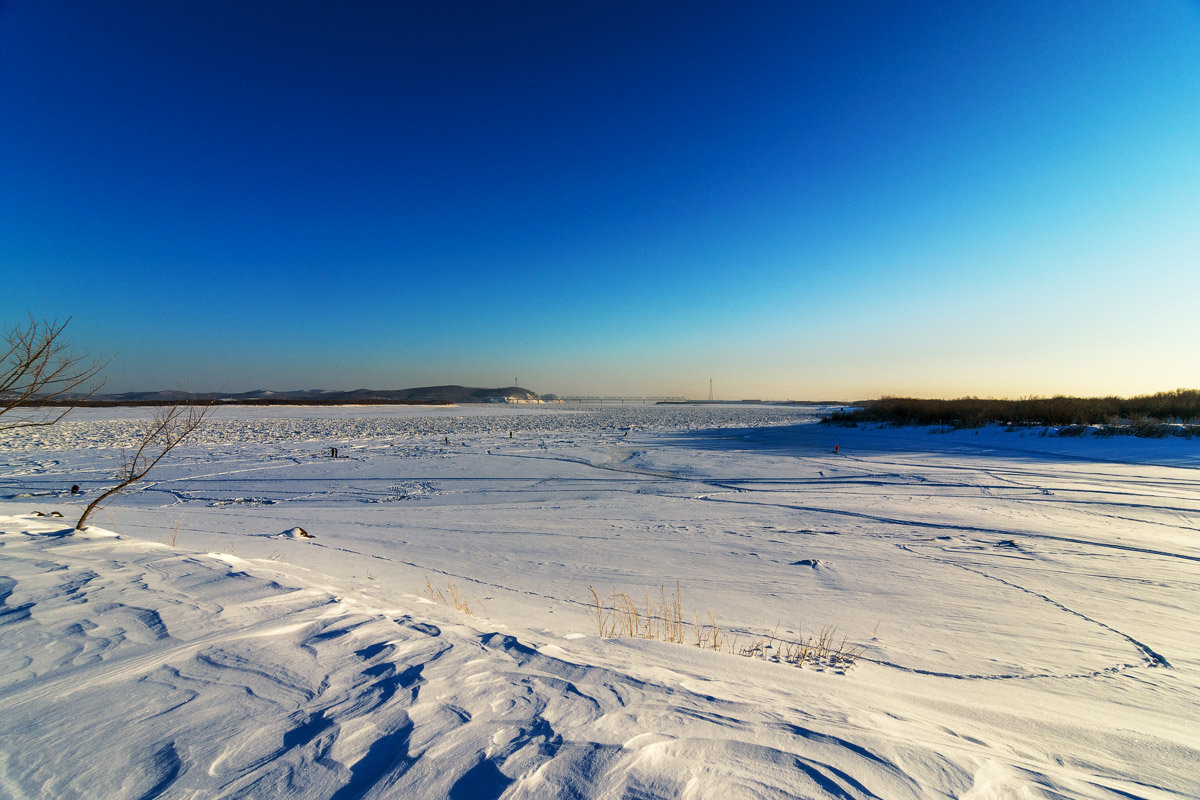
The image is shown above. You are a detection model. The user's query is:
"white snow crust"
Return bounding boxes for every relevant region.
[1,404,1198,798]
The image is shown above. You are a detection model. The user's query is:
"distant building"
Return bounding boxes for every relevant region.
[483,392,544,404]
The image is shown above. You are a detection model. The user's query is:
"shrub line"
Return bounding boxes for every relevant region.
[824,389,1200,432]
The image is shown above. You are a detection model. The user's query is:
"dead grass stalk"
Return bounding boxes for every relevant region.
[587,584,865,670]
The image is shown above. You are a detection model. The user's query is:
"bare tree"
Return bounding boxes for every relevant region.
[76,402,210,531]
[1,316,106,431]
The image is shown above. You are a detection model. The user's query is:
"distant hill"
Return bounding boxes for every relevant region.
[31,386,546,407]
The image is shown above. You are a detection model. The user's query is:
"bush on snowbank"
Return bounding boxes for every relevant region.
[823,389,1200,432]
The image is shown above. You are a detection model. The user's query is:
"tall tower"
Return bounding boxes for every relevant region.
[709,378,714,402]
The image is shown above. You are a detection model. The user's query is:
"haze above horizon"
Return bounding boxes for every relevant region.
[3,2,1198,400]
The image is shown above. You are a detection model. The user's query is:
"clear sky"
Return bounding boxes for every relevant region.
[2,2,1198,399]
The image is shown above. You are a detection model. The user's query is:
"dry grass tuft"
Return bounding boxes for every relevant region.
[587,583,865,670]
[589,583,685,642]
[422,576,485,617]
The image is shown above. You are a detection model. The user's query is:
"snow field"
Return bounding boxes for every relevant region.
[1,404,1198,798]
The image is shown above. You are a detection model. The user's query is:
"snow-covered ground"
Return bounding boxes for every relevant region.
[1,404,1197,799]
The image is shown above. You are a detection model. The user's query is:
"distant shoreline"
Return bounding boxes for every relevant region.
[12,384,547,408]
[28,398,462,408]
[27,398,840,409]
[656,399,846,407]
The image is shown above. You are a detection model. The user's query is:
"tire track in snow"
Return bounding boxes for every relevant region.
[888,543,1171,675]
[492,450,1200,563]
[694,494,1200,564]
[687,496,1177,678]
[476,449,1190,680]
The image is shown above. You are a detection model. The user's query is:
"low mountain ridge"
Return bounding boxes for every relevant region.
[39,385,545,407]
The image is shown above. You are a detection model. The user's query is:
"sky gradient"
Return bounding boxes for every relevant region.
[3,2,1198,399]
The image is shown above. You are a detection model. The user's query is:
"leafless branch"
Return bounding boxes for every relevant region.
[1,316,107,431]
[76,402,210,531]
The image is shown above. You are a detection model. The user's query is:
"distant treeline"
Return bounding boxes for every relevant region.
[824,389,1200,430]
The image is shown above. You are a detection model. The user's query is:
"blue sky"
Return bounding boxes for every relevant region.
[2,2,1198,399]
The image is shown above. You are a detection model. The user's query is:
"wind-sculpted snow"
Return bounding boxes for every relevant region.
[1,405,1198,798]
[0,526,935,799]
